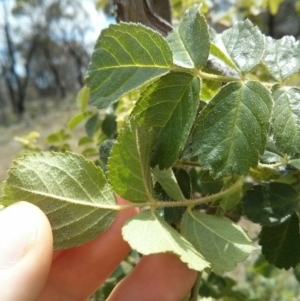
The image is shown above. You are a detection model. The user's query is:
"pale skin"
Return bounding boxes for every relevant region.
[0,196,197,301]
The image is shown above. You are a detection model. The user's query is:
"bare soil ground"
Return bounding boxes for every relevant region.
[0,96,80,184]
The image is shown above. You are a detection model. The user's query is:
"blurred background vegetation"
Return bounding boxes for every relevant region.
[2,0,300,300]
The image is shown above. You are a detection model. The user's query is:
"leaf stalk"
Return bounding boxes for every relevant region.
[117,176,244,210]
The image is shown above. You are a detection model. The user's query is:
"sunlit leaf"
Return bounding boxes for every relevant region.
[122,210,210,271]
[272,86,300,155]
[86,23,173,109]
[210,43,239,72]
[167,5,210,69]
[76,85,90,113]
[201,78,222,101]
[4,152,117,249]
[68,113,89,130]
[215,20,264,74]
[107,120,154,202]
[185,81,272,178]
[132,72,200,169]
[181,210,256,274]
[78,136,94,146]
[259,213,300,269]
[242,182,299,226]
[263,36,300,82]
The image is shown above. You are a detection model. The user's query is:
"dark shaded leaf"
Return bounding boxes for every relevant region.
[243,182,299,226]
[259,213,300,269]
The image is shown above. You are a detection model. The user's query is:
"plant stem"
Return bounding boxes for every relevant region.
[117,176,244,211]
[258,162,284,168]
[189,271,202,301]
[198,70,241,82]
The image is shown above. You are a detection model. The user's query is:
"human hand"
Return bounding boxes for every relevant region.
[0,196,197,301]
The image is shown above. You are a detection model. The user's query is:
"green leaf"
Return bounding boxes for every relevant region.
[272,86,300,155]
[102,114,117,138]
[249,165,280,181]
[185,81,272,178]
[263,36,300,82]
[166,5,210,69]
[3,152,117,249]
[122,210,210,271]
[152,167,185,201]
[85,113,99,138]
[216,20,264,74]
[260,141,284,164]
[294,264,300,283]
[181,210,256,274]
[259,213,300,269]
[209,43,239,72]
[78,136,94,146]
[76,85,90,112]
[268,0,284,15]
[201,78,222,101]
[242,182,299,226]
[107,120,153,202]
[132,72,200,169]
[81,147,98,157]
[86,23,173,109]
[99,139,115,167]
[289,159,300,169]
[46,129,71,144]
[68,112,89,130]
[173,168,192,199]
[219,177,243,211]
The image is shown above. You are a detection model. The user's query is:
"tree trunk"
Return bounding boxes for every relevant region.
[113,0,172,36]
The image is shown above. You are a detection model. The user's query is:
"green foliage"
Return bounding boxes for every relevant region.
[167,5,210,69]
[181,210,256,274]
[122,210,210,271]
[3,152,117,249]
[242,182,299,226]
[184,81,272,178]
[3,4,300,299]
[86,23,173,109]
[259,214,300,269]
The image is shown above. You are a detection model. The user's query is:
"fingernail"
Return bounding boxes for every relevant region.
[0,202,38,269]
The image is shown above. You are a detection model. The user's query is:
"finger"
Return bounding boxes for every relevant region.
[38,196,138,301]
[107,253,198,301]
[0,202,53,301]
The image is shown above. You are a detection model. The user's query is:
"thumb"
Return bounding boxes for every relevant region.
[0,202,53,301]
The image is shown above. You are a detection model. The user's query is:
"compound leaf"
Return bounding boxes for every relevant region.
[185,81,272,178]
[167,5,210,69]
[132,72,200,169]
[242,182,299,226]
[107,120,153,202]
[259,213,300,269]
[216,20,264,74]
[122,210,210,271]
[86,23,173,109]
[272,86,300,155]
[263,36,300,82]
[3,152,117,249]
[181,210,256,274]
